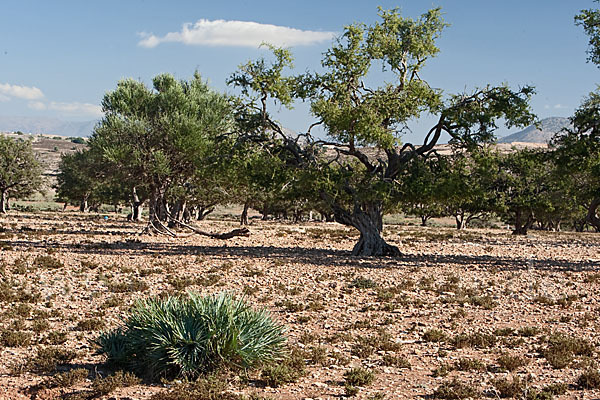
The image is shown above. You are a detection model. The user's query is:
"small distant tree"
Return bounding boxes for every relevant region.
[398,156,446,227]
[0,136,43,213]
[494,148,555,235]
[56,148,132,213]
[440,149,502,230]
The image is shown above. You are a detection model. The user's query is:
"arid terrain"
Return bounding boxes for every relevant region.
[0,212,599,399]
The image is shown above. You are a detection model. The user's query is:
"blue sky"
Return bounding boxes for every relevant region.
[0,0,597,141]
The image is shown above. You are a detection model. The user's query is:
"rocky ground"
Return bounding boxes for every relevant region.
[0,212,599,399]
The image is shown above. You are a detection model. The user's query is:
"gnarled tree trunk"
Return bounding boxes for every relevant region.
[79,198,89,213]
[196,206,215,221]
[329,198,400,257]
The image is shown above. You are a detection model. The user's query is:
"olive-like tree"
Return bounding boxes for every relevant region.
[553,93,600,231]
[89,73,241,235]
[232,8,535,256]
[0,136,43,214]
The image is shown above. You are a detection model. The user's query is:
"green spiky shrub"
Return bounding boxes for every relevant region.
[96,292,286,380]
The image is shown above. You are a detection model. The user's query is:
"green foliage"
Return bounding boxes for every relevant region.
[56,148,129,211]
[90,72,234,224]
[149,372,242,400]
[541,333,595,369]
[492,375,526,398]
[552,89,600,231]
[227,7,535,256]
[0,136,43,213]
[97,292,286,380]
[576,1,600,66]
[344,367,375,396]
[27,346,78,373]
[45,368,89,388]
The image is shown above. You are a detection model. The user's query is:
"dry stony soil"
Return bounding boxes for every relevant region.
[0,212,600,400]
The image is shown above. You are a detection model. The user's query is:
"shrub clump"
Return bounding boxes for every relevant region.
[91,370,141,395]
[433,378,479,399]
[344,367,375,396]
[541,333,595,369]
[96,292,286,380]
[578,369,600,389]
[260,347,306,387]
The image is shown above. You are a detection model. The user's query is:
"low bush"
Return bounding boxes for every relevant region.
[97,292,286,380]
[91,370,141,395]
[260,347,306,387]
[578,369,600,389]
[433,378,479,399]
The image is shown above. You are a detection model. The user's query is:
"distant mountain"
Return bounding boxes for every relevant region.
[0,116,97,137]
[499,117,571,144]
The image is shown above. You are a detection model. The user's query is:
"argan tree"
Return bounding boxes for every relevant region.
[56,148,127,212]
[232,8,535,256]
[398,155,446,227]
[555,2,600,231]
[0,136,43,214]
[89,73,236,233]
[441,149,502,230]
[553,92,600,231]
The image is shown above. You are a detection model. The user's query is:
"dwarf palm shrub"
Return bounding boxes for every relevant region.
[96,292,286,380]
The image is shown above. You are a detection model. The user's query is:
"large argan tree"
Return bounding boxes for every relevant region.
[231,8,535,256]
[89,73,234,232]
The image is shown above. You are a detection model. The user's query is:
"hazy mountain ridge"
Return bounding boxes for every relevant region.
[0,116,97,137]
[499,117,571,144]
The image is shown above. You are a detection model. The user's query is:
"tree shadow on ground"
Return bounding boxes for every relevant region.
[9,239,600,273]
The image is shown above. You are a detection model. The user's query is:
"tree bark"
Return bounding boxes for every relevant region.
[196,206,215,221]
[420,215,430,227]
[240,200,250,226]
[512,209,532,235]
[574,219,586,232]
[455,213,466,230]
[586,197,600,232]
[79,198,89,213]
[148,188,168,227]
[0,190,7,214]
[131,186,143,222]
[328,197,400,257]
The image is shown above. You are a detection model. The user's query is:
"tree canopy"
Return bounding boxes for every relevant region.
[231,7,535,255]
[0,136,43,214]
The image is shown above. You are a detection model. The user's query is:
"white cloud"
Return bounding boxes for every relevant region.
[28,101,46,110]
[48,101,103,117]
[28,100,103,117]
[0,82,44,100]
[0,94,10,102]
[138,19,335,48]
[544,104,568,110]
